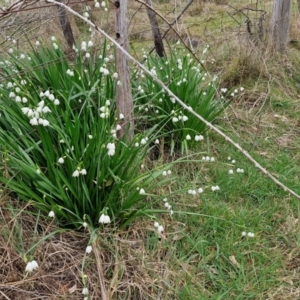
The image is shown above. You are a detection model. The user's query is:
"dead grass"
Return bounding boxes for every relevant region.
[0,199,189,299]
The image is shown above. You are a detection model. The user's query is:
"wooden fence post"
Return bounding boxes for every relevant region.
[114,0,134,141]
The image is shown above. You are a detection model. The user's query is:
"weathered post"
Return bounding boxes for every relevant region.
[145,0,165,57]
[271,0,291,52]
[55,0,75,49]
[114,0,134,141]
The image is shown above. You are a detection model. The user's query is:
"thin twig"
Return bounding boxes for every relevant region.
[43,0,300,201]
[92,240,107,300]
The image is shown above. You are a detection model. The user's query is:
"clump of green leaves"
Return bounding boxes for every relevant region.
[0,40,172,228]
[133,53,229,153]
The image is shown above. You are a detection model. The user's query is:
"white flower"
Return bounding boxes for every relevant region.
[116,124,121,131]
[101,1,106,7]
[95,1,100,7]
[247,232,254,238]
[140,138,147,145]
[135,142,139,147]
[25,260,39,273]
[8,48,13,53]
[21,107,30,115]
[20,79,27,85]
[83,222,88,228]
[83,11,89,18]
[154,221,159,228]
[241,231,246,236]
[42,106,51,113]
[72,170,80,177]
[198,188,204,193]
[38,118,44,125]
[51,36,56,41]
[38,100,45,107]
[22,97,28,103]
[54,99,60,105]
[86,245,92,254]
[20,54,25,59]
[58,157,64,164]
[154,139,159,144]
[231,160,236,164]
[182,115,188,122]
[167,170,171,175]
[139,188,145,195]
[66,69,74,76]
[237,168,244,173]
[80,169,87,175]
[35,40,40,46]
[113,72,118,78]
[119,113,124,119]
[99,214,111,224]
[48,94,55,101]
[42,119,50,126]
[172,117,179,123]
[48,211,55,218]
[100,67,109,75]
[188,189,197,195]
[240,87,244,92]
[88,40,93,47]
[186,134,191,140]
[195,135,204,141]
[53,43,58,49]
[107,143,115,156]
[27,109,34,117]
[9,91,15,98]
[157,225,164,233]
[210,157,215,162]
[211,186,220,192]
[85,52,90,58]
[82,287,89,295]
[30,118,38,125]
[15,96,21,102]
[7,82,13,88]
[88,135,93,139]
[36,106,43,113]
[162,171,167,176]
[228,169,234,174]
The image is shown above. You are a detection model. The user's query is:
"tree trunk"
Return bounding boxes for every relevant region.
[145,0,165,57]
[56,0,75,49]
[271,0,291,52]
[298,0,300,13]
[114,0,134,141]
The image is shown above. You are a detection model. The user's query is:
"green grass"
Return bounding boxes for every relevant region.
[160,100,300,298]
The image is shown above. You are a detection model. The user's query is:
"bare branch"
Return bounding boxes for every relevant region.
[40,0,300,200]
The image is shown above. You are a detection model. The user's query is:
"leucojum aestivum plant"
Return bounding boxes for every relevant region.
[0,37,175,230]
[132,47,242,154]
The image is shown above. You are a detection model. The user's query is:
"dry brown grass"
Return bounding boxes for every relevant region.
[0,198,187,299]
